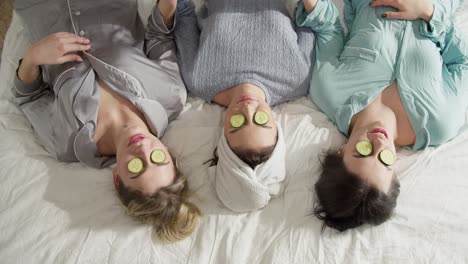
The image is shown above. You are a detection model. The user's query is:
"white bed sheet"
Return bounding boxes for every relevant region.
[1,1,468,263]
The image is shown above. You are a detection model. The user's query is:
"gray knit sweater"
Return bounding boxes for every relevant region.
[172,0,315,106]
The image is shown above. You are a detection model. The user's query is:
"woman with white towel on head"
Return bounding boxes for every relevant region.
[150,0,315,212]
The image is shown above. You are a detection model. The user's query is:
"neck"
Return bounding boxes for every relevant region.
[94,81,151,155]
[349,93,398,141]
[213,83,267,107]
[380,81,416,146]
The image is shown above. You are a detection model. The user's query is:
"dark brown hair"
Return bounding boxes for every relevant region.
[231,145,276,169]
[313,152,400,231]
[208,144,276,170]
[116,170,201,242]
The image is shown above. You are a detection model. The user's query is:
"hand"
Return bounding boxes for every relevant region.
[303,0,319,13]
[370,0,434,22]
[158,0,177,27]
[18,32,90,83]
[24,32,90,67]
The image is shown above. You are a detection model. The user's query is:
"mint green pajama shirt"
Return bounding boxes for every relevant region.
[296,0,468,150]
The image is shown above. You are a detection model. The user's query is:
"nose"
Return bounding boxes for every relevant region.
[240,101,258,115]
[133,141,152,157]
[367,137,387,154]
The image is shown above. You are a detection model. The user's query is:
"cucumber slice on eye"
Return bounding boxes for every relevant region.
[230,114,246,128]
[379,149,396,166]
[128,157,144,173]
[356,140,372,156]
[254,110,269,125]
[151,149,166,164]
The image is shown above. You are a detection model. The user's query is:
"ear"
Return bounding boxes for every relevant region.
[112,167,120,190]
[165,147,177,166]
[338,144,345,156]
[171,154,178,166]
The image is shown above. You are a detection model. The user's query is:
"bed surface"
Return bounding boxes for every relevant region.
[1,0,468,263]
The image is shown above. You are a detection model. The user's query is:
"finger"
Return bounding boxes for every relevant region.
[59,43,91,54]
[53,32,78,38]
[370,0,396,8]
[54,32,91,43]
[382,11,406,19]
[60,36,90,44]
[57,54,83,64]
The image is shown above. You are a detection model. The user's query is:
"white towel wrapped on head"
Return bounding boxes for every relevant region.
[214,125,286,212]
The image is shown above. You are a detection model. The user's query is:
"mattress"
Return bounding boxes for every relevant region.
[1,0,468,263]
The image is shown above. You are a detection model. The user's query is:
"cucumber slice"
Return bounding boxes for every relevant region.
[254,111,269,125]
[379,149,395,166]
[151,149,166,164]
[356,140,372,156]
[230,114,245,128]
[128,157,144,173]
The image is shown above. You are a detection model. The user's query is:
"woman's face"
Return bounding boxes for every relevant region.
[113,131,176,195]
[341,125,396,193]
[223,96,277,152]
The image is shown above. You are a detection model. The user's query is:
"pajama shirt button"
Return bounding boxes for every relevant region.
[74,11,81,16]
[79,30,85,36]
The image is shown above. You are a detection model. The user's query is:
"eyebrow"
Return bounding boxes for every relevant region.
[229,124,273,134]
[129,162,170,179]
[352,154,368,159]
[130,173,143,179]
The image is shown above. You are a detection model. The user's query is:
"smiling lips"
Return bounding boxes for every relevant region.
[370,128,389,139]
[128,134,145,146]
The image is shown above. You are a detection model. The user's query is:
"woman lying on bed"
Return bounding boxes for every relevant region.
[151,0,315,212]
[297,0,467,230]
[13,0,200,241]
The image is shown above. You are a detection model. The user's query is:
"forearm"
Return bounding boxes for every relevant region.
[440,24,468,90]
[18,48,41,83]
[418,0,460,51]
[303,0,319,14]
[13,59,47,100]
[14,48,46,98]
[420,3,434,23]
[296,0,342,34]
[145,1,177,59]
[158,0,177,27]
[296,0,345,70]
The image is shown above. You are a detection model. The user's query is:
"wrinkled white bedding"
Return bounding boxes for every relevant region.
[1,0,468,263]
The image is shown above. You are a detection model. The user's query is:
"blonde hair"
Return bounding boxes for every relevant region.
[117,172,201,242]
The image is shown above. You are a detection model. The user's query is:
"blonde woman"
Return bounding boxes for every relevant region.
[13,0,200,241]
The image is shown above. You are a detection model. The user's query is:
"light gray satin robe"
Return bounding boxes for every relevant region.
[12,0,186,168]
